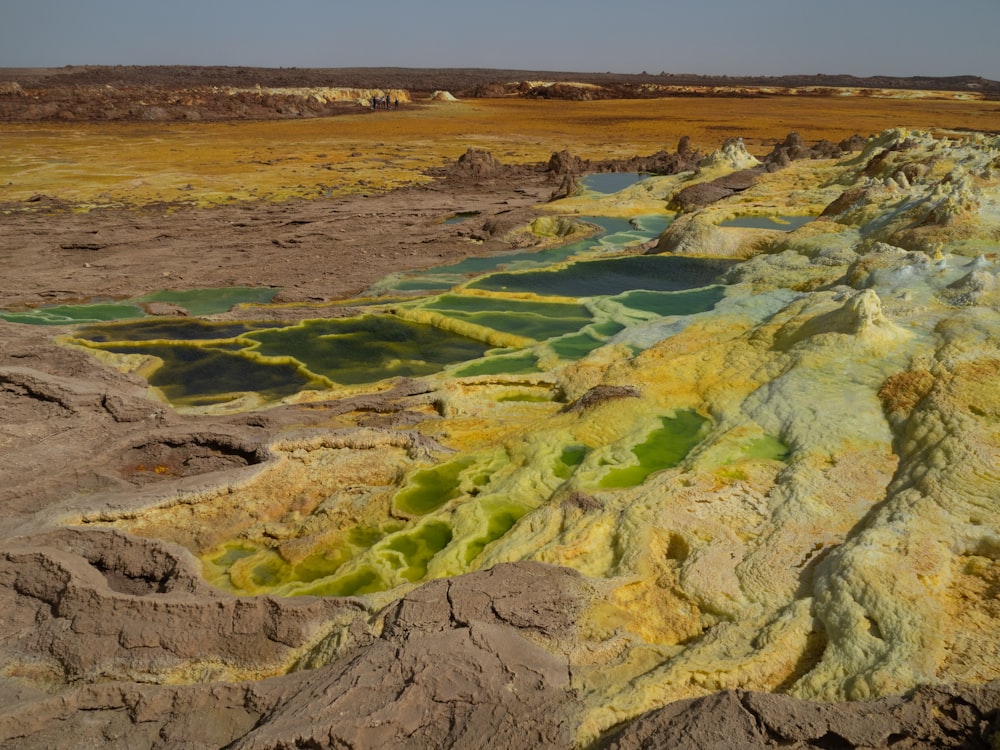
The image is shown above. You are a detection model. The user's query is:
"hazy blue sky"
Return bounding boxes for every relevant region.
[2,0,998,79]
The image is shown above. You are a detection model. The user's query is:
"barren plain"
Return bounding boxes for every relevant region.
[1,68,1000,749]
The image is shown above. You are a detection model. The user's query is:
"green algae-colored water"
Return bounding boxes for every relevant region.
[454,351,541,376]
[460,499,528,563]
[545,320,628,361]
[62,224,733,407]
[385,248,588,294]
[373,215,667,294]
[93,342,321,406]
[599,410,710,488]
[77,314,492,404]
[379,521,455,582]
[245,316,491,385]
[549,331,609,360]
[392,455,483,516]
[0,302,147,326]
[77,318,275,342]
[0,286,277,325]
[614,286,726,317]
[468,255,734,298]
[8,215,729,410]
[199,408,718,598]
[203,406,713,597]
[555,444,590,479]
[212,518,458,597]
[743,434,791,462]
[216,519,457,596]
[422,294,593,341]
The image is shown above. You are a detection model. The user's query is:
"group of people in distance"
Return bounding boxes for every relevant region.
[371,95,398,110]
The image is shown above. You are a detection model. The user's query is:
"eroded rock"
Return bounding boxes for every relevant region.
[603,683,1000,749]
[0,562,585,749]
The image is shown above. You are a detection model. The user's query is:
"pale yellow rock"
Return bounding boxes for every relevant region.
[700,136,761,172]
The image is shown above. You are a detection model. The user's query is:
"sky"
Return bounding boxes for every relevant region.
[2,0,998,80]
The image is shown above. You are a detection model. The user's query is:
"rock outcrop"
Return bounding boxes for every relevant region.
[546,138,703,181]
[603,683,1000,749]
[0,562,584,749]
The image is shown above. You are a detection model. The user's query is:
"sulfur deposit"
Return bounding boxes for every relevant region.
[2,128,1000,748]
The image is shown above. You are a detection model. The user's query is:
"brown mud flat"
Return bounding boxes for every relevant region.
[2,73,1000,748]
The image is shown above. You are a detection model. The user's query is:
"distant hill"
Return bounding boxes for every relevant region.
[2,66,997,122]
[3,65,998,98]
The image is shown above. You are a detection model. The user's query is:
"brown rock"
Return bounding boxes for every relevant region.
[549,173,581,201]
[601,684,1000,749]
[763,131,844,171]
[235,563,582,750]
[562,384,642,413]
[141,301,189,316]
[452,147,504,180]
[602,691,764,749]
[668,168,762,211]
[0,562,584,749]
[548,149,585,176]
[0,528,364,684]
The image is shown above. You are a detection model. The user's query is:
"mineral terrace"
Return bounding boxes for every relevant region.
[1,69,1000,749]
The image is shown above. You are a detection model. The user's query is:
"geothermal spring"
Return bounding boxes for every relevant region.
[2,127,999,746]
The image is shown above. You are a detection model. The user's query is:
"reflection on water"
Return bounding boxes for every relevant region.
[548,331,608,360]
[73,248,731,404]
[245,316,490,385]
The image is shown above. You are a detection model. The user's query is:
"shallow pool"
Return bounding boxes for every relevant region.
[581,172,648,194]
[52,209,733,407]
[0,286,278,325]
[468,255,734,297]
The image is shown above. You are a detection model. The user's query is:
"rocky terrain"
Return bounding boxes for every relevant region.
[2,65,998,122]
[1,71,1000,748]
